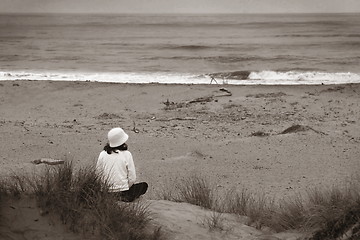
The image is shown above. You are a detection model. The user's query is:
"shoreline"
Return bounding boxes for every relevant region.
[2,79,360,87]
[2,69,360,85]
[1,80,359,200]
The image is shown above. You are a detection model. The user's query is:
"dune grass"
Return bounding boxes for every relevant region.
[0,162,164,240]
[203,211,227,232]
[2,163,360,239]
[160,174,215,209]
[0,175,27,199]
[158,174,360,239]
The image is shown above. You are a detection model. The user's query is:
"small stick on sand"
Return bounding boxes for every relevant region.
[156,117,197,121]
[132,121,140,133]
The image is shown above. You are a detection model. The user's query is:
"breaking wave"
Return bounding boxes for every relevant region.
[247,71,360,84]
[1,70,359,85]
[205,70,360,84]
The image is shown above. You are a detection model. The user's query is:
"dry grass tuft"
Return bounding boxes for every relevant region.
[159,174,215,210]
[1,161,164,240]
[158,173,360,238]
[202,211,225,232]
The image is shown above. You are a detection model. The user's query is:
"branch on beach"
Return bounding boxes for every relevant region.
[156,117,197,121]
[187,96,214,104]
[187,88,232,103]
[162,88,232,110]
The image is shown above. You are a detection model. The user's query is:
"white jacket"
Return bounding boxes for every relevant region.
[96,150,136,192]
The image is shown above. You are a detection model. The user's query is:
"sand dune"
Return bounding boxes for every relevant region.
[0,197,302,240]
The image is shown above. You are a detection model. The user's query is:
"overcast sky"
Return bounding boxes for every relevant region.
[1,0,360,14]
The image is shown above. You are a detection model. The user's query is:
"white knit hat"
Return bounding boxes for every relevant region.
[107,128,129,147]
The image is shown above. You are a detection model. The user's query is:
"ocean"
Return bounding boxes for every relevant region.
[0,13,359,85]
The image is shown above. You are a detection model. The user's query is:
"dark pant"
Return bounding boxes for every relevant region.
[116,182,148,202]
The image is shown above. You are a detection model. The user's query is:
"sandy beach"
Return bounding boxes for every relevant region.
[1,80,360,239]
[1,80,359,200]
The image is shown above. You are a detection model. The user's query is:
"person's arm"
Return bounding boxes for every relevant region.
[127,152,136,186]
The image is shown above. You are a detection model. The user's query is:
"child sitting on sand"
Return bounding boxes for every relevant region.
[96,127,148,202]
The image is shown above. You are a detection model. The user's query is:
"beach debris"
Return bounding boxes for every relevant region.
[162,99,186,110]
[280,124,326,135]
[219,87,232,95]
[132,121,140,133]
[163,99,172,106]
[163,89,232,110]
[250,131,270,137]
[187,96,214,104]
[156,117,197,121]
[31,158,65,165]
[163,96,213,110]
[186,89,232,103]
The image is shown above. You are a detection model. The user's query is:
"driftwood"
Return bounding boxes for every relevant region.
[156,117,197,122]
[31,158,65,165]
[187,96,214,104]
[219,87,232,96]
[163,88,232,110]
[186,89,232,103]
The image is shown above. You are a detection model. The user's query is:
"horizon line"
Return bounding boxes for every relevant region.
[1,11,359,15]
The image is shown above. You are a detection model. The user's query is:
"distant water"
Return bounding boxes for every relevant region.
[0,13,359,85]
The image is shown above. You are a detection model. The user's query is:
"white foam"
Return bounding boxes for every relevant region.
[0,71,208,84]
[1,70,360,85]
[248,71,360,85]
